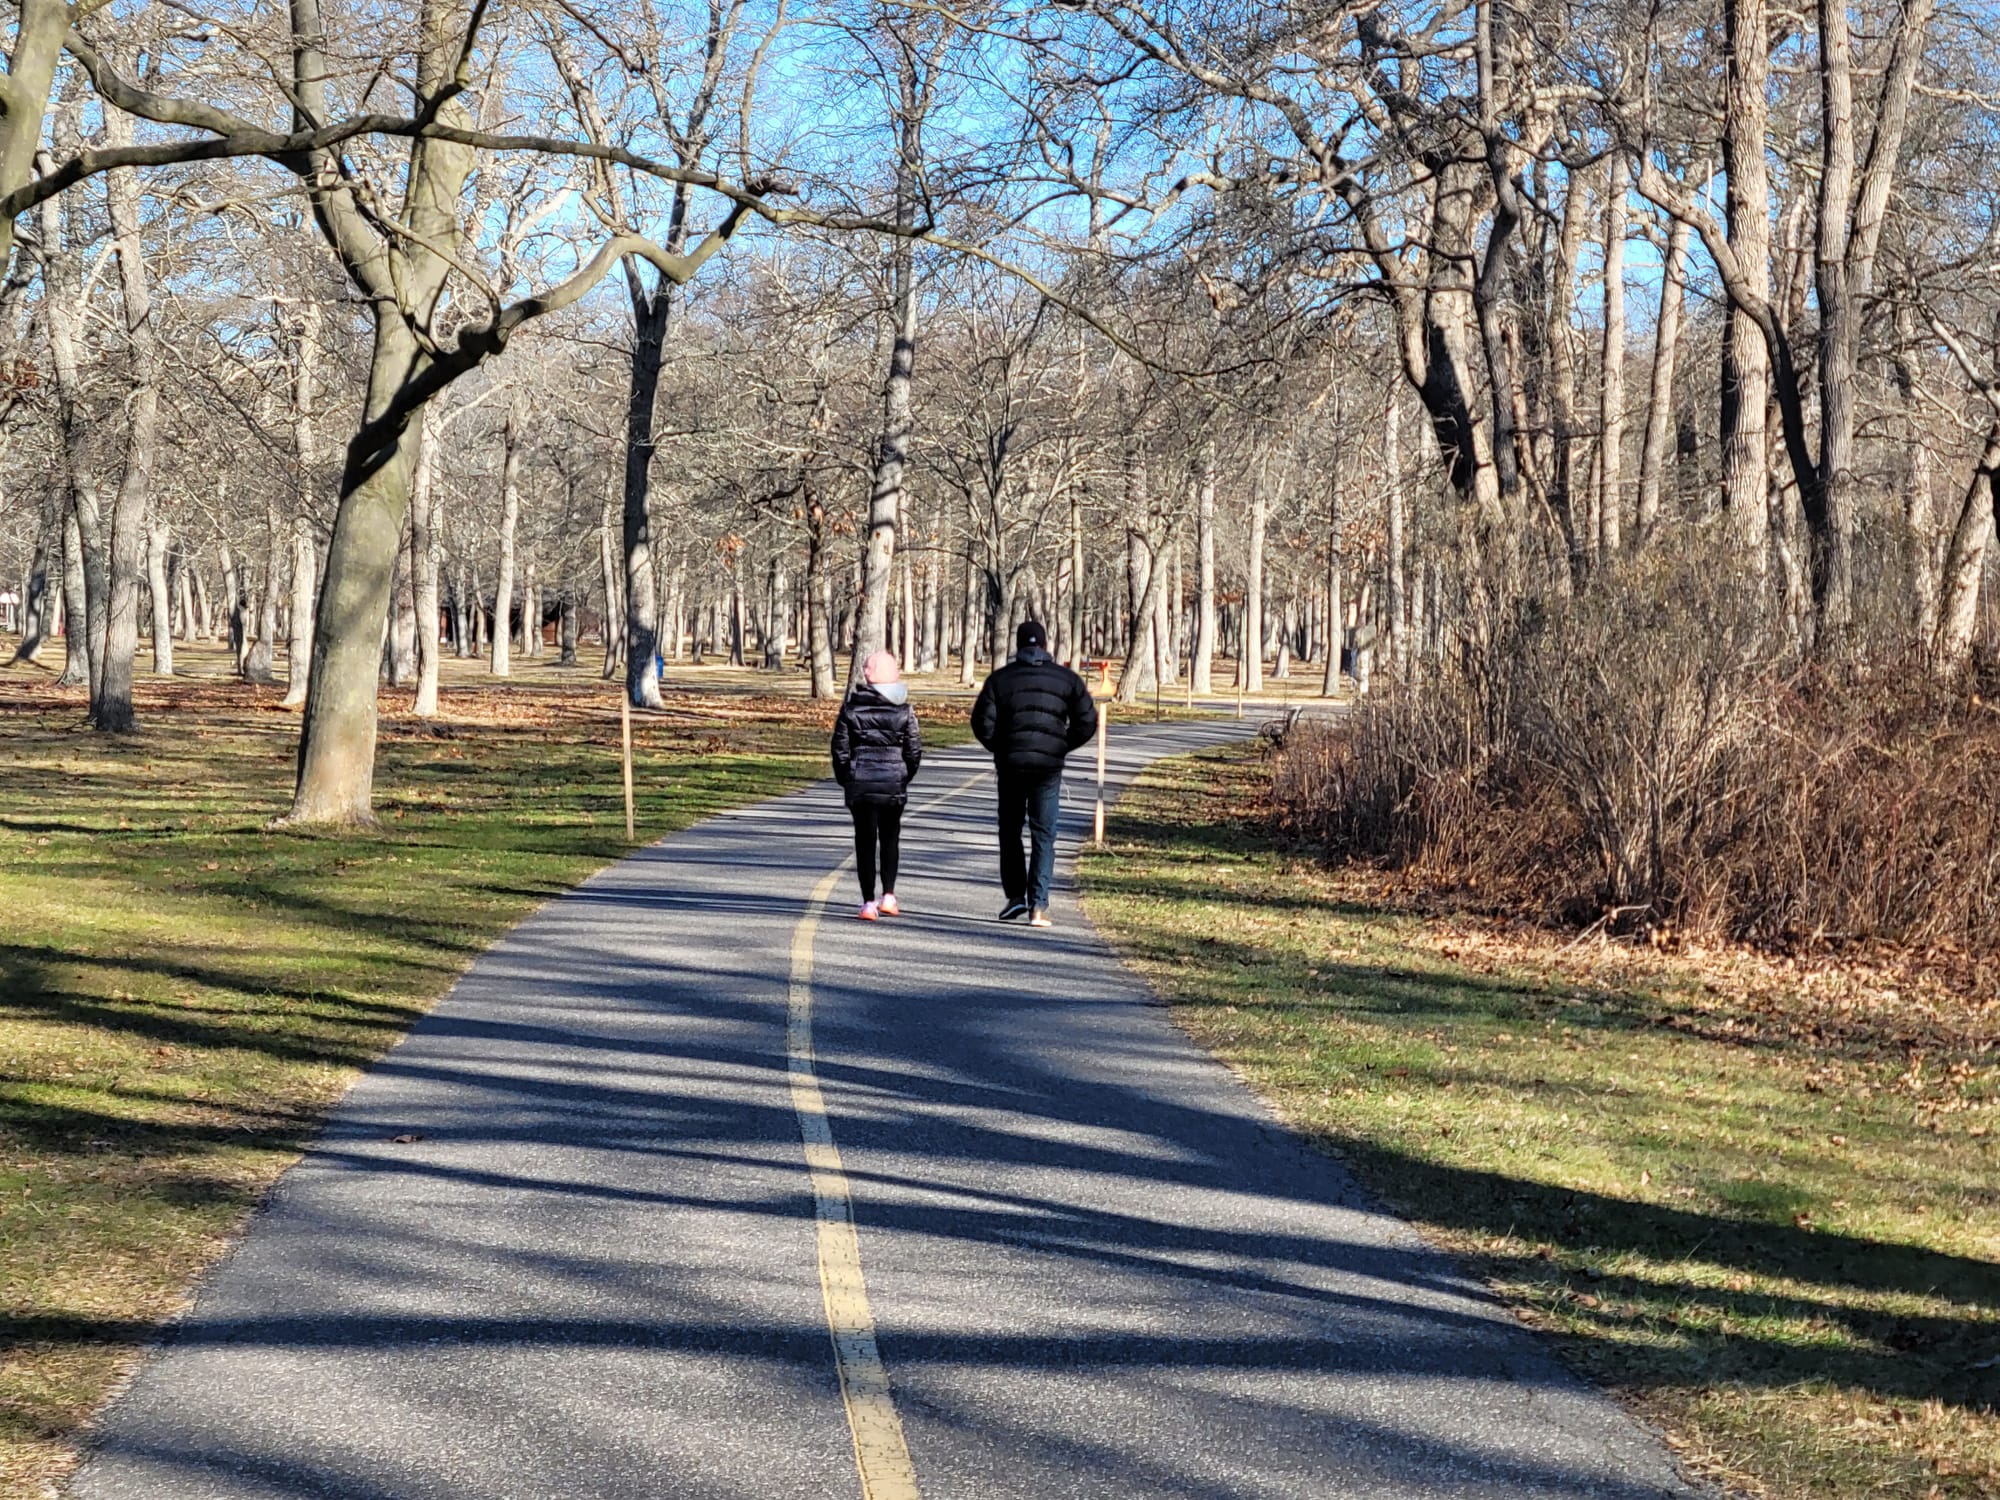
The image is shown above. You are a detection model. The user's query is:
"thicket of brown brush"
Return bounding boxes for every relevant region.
[1274,546,2000,963]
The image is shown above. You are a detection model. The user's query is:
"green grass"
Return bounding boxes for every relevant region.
[1081,744,1999,1500]
[0,650,971,1499]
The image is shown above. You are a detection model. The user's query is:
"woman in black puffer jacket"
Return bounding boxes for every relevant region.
[830,650,922,920]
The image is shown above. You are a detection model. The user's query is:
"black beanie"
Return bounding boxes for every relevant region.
[1016,620,1047,651]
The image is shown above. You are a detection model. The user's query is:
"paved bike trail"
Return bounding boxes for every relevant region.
[71,718,1699,1499]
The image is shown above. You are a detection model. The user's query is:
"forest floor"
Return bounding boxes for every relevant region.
[0,643,989,1499]
[1080,744,1999,1500]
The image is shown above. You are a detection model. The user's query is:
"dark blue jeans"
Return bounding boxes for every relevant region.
[998,772,1062,909]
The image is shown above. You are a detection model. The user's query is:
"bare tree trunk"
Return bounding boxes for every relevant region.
[220,539,249,673]
[281,303,321,705]
[57,509,89,688]
[79,503,109,699]
[491,408,521,677]
[411,404,443,715]
[1809,0,1859,647]
[764,553,788,669]
[476,564,494,658]
[1893,333,1941,650]
[1385,397,1407,677]
[1409,552,1429,688]
[1544,165,1591,577]
[12,512,51,665]
[599,473,623,679]
[1636,217,1690,547]
[1068,489,1086,670]
[1322,475,1344,698]
[666,553,686,661]
[1114,519,1184,706]
[852,44,928,682]
[1193,442,1216,693]
[287,313,428,823]
[957,555,980,686]
[1933,428,1998,671]
[191,559,214,641]
[520,560,537,657]
[1599,151,1629,558]
[804,486,837,698]
[169,549,189,639]
[385,517,418,687]
[1355,565,1376,695]
[919,515,942,672]
[619,288,669,707]
[86,94,163,731]
[244,495,282,684]
[559,587,578,665]
[1124,527,1156,696]
[454,559,473,659]
[1722,0,1773,564]
[146,517,173,676]
[1244,470,1267,693]
[37,121,110,708]
[727,564,747,667]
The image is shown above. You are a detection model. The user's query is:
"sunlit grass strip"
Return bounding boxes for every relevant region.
[0,665,960,1499]
[1080,744,1999,1500]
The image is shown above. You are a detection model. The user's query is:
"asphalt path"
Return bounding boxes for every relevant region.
[71,716,1700,1500]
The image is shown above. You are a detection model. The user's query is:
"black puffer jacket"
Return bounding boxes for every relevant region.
[971,646,1098,776]
[831,683,922,806]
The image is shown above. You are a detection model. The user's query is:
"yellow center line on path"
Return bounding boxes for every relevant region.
[787,769,990,1500]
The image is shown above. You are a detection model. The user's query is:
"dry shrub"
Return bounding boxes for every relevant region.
[1708,679,2000,954]
[1275,544,2000,959]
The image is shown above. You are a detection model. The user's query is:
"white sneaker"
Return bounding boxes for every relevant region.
[1029,908,1053,929]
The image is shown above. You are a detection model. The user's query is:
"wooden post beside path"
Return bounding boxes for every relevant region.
[619,691,636,842]
[1093,694,1108,847]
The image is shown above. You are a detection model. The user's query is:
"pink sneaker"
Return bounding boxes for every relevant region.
[879,893,901,917]
[859,902,880,922]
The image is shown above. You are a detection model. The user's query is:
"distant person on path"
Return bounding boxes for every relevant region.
[971,620,1098,928]
[831,650,922,922]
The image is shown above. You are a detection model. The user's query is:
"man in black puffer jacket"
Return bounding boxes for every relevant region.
[971,620,1098,927]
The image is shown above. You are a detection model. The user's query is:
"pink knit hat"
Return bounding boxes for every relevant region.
[863,650,901,685]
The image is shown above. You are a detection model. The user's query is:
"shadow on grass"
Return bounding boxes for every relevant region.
[1092,748,2000,1438]
[1315,1134,2000,1411]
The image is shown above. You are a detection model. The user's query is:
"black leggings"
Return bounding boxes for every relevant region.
[853,801,904,901]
